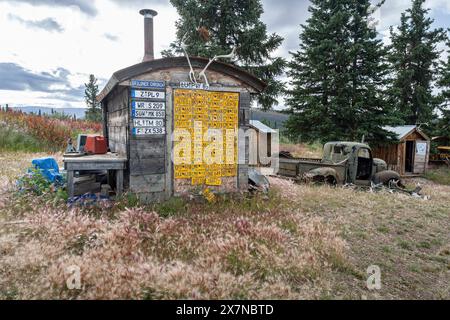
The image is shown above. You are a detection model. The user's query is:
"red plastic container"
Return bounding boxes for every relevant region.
[84,136,108,154]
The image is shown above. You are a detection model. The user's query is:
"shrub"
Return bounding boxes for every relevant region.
[0,127,48,152]
[0,109,101,151]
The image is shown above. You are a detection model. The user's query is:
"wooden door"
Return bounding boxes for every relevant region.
[414,141,428,174]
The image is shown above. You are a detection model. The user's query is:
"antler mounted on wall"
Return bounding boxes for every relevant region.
[180,34,197,84]
[198,47,237,87]
[180,33,237,87]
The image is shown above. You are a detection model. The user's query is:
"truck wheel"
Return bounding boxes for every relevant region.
[326,176,337,186]
[311,175,337,186]
[372,171,402,187]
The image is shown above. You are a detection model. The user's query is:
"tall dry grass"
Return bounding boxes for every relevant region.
[1,154,449,300]
[280,143,323,159]
[0,179,346,299]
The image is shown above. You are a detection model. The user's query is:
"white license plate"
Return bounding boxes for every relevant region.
[179,82,209,90]
[133,119,165,127]
[134,127,166,135]
[132,90,165,100]
[134,101,165,110]
[134,110,165,118]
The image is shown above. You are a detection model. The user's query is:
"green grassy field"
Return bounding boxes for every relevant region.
[425,167,450,186]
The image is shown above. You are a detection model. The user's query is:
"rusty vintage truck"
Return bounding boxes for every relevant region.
[278,142,401,186]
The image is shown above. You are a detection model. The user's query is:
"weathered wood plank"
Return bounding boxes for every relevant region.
[109,141,127,156]
[116,169,124,196]
[238,165,249,190]
[108,109,128,127]
[129,139,165,159]
[66,162,126,171]
[136,192,167,204]
[107,87,128,113]
[67,170,74,198]
[165,88,173,199]
[129,174,165,193]
[129,158,165,175]
[108,126,128,145]
[239,92,250,126]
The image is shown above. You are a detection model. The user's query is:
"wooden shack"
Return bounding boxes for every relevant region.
[372,125,430,176]
[97,9,266,203]
[248,120,277,167]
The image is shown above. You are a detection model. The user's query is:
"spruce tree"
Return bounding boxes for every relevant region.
[437,36,450,137]
[388,0,445,126]
[164,0,286,110]
[287,0,395,143]
[84,74,102,123]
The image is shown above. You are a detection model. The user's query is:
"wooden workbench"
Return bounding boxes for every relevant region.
[63,153,127,198]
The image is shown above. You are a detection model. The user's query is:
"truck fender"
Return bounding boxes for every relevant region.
[304,167,338,185]
[372,170,401,186]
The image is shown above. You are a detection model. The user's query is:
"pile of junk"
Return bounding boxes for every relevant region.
[64,134,111,197]
[21,134,272,205]
[20,134,113,206]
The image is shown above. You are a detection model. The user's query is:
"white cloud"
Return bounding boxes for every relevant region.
[0,0,178,107]
[0,0,449,110]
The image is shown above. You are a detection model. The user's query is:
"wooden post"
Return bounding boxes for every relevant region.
[116,169,124,196]
[67,170,74,198]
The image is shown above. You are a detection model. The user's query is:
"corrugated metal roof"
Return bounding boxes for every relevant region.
[249,120,276,133]
[249,109,289,129]
[383,125,430,141]
[97,57,267,102]
[383,125,417,139]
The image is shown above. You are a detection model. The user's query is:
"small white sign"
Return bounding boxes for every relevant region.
[133,101,165,110]
[180,82,210,90]
[132,90,165,100]
[134,127,166,135]
[133,118,165,128]
[134,110,165,118]
[416,142,427,156]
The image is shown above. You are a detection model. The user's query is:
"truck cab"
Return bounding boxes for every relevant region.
[278,141,399,186]
[322,142,389,185]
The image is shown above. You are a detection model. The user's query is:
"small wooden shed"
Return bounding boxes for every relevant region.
[372,125,430,176]
[97,9,266,203]
[248,120,277,167]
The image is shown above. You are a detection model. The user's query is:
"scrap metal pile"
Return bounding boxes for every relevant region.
[343,180,431,200]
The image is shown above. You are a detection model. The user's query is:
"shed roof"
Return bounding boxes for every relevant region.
[383,125,430,141]
[249,109,289,129]
[249,120,276,134]
[97,56,267,102]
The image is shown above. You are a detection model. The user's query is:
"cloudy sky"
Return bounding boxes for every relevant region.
[0,0,449,109]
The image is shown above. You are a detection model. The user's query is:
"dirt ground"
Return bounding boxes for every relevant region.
[0,152,449,299]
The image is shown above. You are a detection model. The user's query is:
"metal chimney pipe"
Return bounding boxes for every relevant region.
[140,9,158,62]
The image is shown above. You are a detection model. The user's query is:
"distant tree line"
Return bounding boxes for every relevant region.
[287,0,450,143]
[2,74,102,123]
[0,105,79,121]
[165,0,450,143]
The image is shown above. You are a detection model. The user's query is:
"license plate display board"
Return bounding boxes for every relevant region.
[130,80,166,136]
[173,89,239,187]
